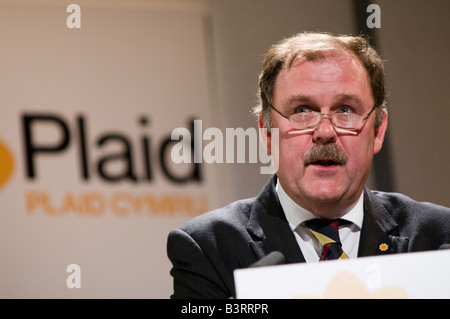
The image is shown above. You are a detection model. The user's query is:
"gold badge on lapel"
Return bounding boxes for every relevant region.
[379,243,389,252]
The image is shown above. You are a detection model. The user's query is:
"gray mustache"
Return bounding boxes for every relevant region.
[303,144,348,166]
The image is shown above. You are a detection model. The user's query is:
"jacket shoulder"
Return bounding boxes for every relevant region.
[167,197,260,298]
[370,190,450,218]
[177,197,255,240]
[369,190,450,244]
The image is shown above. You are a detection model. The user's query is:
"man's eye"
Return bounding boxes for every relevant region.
[294,106,313,113]
[338,106,355,113]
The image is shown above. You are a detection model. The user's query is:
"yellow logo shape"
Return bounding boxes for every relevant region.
[294,271,409,299]
[0,137,14,190]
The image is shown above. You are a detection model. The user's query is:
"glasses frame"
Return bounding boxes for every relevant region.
[269,104,377,132]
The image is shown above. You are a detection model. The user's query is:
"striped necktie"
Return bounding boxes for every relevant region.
[303,219,350,261]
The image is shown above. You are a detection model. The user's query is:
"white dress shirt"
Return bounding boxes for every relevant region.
[276,181,364,263]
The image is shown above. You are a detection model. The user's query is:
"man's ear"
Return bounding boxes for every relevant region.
[373,109,388,155]
[258,113,271,155]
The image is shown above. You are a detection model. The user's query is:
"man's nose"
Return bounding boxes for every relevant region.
[312,115,337,144]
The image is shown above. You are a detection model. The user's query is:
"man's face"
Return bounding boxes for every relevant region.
[262,53,387,218]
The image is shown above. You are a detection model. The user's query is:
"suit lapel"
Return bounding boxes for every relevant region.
[246,175,305,264]
[246,179,409,262]
[358,188,409,257]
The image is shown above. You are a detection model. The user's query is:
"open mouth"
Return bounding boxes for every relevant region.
[311,159,340,167]
[303,144,348,167]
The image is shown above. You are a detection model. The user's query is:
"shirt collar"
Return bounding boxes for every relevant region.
[275,180,364,231]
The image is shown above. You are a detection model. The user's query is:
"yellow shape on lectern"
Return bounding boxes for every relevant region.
[294,271,409,299]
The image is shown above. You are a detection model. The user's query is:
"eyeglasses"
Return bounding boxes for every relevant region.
[269,104,376,131]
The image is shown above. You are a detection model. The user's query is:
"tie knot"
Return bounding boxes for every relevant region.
[303,218,349,245]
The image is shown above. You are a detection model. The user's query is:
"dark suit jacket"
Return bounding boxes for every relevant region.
[167,175,450,299]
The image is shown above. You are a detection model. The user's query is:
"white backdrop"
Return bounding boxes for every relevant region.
[0,0,225,298]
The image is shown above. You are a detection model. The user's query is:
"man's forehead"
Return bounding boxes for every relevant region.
[277,55,367,89]
[285,51,365,75]
[274,55,372,107]
[286,47,355,69]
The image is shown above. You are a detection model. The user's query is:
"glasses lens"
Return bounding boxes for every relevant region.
[332,113,362,129]
[290,112,319,129]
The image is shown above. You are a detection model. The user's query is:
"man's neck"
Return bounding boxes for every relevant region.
[280,183,363,220]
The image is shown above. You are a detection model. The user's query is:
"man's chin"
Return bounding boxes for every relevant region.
[302,185,348,205]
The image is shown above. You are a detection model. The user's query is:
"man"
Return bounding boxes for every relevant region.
[166,32,450,299]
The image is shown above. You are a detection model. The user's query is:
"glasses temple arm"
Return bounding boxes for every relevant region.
[362,104,377,120]
[269,105,290,120]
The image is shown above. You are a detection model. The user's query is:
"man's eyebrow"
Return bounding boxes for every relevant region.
[284,95,314,106]
[283,93,366,108]
[335,94,364,107]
